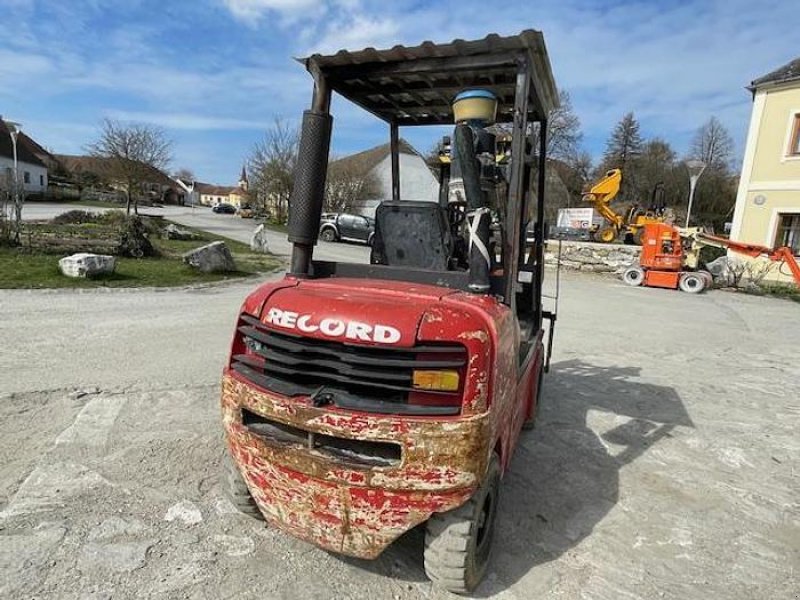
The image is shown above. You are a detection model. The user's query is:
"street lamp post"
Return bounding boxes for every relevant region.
[4,120,21,212]
[5,120,23,235]
[685,159,707,228]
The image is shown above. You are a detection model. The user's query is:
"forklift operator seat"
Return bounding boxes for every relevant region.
[370,201,451,271]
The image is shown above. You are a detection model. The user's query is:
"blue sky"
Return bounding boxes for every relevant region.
[0,0,796,184]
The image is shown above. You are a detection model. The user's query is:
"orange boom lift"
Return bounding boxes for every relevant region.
[622,223,800,293]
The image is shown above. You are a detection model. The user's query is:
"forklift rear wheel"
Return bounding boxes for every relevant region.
[679,272,706,294]
[320,228,337,242]
[621,266,645,287]
[424,454,500,594]
[223,453,264,520]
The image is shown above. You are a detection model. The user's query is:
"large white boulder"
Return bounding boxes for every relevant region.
[705,256,739,286]
[250,224,271,254]
[58,253,116,278]
[182,241,236,273]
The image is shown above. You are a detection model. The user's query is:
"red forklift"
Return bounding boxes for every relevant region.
[221,31,559,594]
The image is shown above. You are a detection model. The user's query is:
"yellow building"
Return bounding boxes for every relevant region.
[730,57,800,283]
[196,166,250,208]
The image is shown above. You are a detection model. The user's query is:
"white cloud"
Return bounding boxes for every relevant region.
[103,110,273,131]
[3,0,798,181]
[0,49,53,78]
[222,0,319,22]
[309,14,400,54]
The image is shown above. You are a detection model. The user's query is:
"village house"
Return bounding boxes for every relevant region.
[327,140,438,217]
[196,166,250,208]
[54,154,184,204]
[0,117,50,195]
[730,56,800,283]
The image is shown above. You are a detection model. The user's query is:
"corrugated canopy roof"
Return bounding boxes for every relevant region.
[300,30,558,126]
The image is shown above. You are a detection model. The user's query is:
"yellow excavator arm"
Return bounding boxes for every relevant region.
[582,169,624,229]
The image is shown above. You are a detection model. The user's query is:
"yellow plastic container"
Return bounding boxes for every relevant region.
[452,90,498,123]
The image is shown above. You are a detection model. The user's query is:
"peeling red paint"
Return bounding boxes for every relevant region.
[221,275,545,559]
[222,374,489,557]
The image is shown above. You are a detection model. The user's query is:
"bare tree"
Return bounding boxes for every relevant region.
[247,118,298,222]
[686,117,737,229]
[325,160,380,212]
[546,89,583,163]
[173,167,195,182]
[86,119,173,214]
[635,138,684,207]
[493,88,583,164]
[690,117,734,172]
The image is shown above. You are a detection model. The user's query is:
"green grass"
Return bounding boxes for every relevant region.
[756,282,800,303]
[263,222,288,233]
[0,219,282,289]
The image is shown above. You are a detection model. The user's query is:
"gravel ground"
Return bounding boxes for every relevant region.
[0,271,798,599]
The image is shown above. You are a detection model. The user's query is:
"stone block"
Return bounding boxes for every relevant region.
[182,241,236,273]
[58,253,116,278]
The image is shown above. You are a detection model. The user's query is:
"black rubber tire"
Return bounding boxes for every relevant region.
[224,453,264,520]
[595,226,617,243]
[698,270,714,289]
[424,454,501,594]
[622,266,645,287]
[319,227,337,242]
[522,365,544,431]
[679,272,706,294]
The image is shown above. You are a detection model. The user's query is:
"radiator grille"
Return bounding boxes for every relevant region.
[232,314,466,415]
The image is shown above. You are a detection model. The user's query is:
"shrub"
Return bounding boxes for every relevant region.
[95,210,128,228]
[116,216,158,258]
[52,210,100,225]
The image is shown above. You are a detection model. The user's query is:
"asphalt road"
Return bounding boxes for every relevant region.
[22,202,371,264]
[1,270,798,599]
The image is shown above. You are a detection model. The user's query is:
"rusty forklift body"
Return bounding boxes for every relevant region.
[221,30,559,593]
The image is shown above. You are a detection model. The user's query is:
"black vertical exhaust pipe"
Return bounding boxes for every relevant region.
[453,123,491,293]
[287,109,333,276]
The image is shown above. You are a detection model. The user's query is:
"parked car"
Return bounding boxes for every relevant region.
[237,205,255,218]
[319,213,375,245]
[212,203,237,214]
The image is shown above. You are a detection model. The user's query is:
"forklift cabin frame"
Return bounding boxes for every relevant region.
[287,30,559,334]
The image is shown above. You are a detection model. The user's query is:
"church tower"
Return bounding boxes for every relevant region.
[238,164,248,191]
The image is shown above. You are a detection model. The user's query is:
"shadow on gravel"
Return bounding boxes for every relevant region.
[339,359,694,593]
[478,359,694,595]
